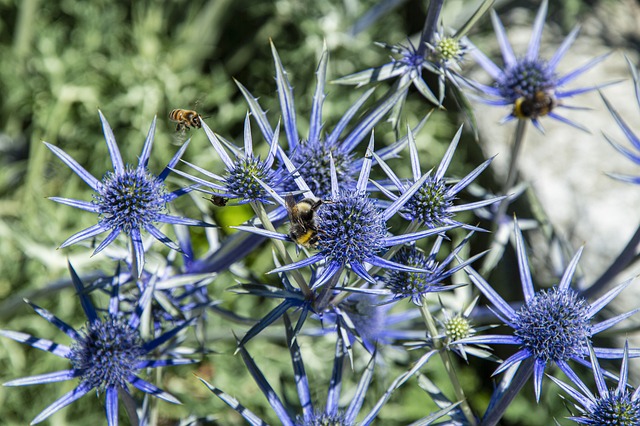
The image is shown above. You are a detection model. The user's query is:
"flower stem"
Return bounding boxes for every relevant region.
[250,201,311,296]
[420,296,477,426]
[495,119,528,224]
[418,0,444,57]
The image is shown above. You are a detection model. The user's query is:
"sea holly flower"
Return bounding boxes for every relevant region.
[381,234,483,306]
[0,263,195,425]
[372,125,501,231]
[198,314,454,426]
[550,341,640,425]
[44,111,212,275]
[335,0,493,125]
[172,113,284,205]
[237,41,412,199]
[458,220,640,401]
[404,297,498,363]
[465,0,609,131]
[601,58,640,184]
[236,136,457,290]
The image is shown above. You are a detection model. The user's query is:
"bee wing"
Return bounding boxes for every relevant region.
[285,195,301,222]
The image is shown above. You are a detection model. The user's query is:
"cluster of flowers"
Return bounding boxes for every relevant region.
[4,1,640,424]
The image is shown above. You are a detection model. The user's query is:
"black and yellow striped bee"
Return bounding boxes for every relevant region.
[285,195,323,247]
[513,91,556,119]
[169,109,202,132]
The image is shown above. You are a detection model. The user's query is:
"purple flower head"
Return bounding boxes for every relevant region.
[0,263,195,425]
[44,111,212,275]
[550,341,640,425]
[465,0,610,132]
[458,220,640,401]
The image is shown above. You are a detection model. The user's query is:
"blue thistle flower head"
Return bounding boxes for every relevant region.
[70,316,145,392]
[466,0,610,131]
[174,113,283,205]
[287,139,356,197]
[44,111,212,275]
[94,165,167,233]
[550,341,640,425]
[0,263,195,426]
[459,220,640,401]
[374,124,501,231]
[514,287,592,363]
[315,189,386,266]
[383,233,479,305]
[237,41,410,198]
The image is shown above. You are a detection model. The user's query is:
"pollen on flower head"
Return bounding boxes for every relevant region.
[225,155,278,202]
[404,176,453,228]
[70,317,144,391]
[385,246,441,304]
[433,37,464,63]
[588,391,640,426]
[287,139,355,198]
[497,59,556,103]
[315,190,385,265]
[514,288,591,363]
[444,315,472,342]
[94,165,167,233]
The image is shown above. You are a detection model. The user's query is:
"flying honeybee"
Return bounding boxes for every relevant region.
[513,91,556,119]
[209,195,228,207]
[285,195,323,247]
[169,109,202,132]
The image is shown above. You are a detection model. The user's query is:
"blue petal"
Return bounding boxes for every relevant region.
[98,110,124,175]
[309,45,328,144]
[326,336,345,416]
[490,9,516,69]
[60,223,108,249]
[345,354,376,423]
[68,262,99,323]
[239,345,294,426]
[128,375,181,404]
[31,381,93,424]
[138,116,157,170]
[198,377,267,426]
[43,141,100,191]
[158,138,191,182]
[532,358,546,402]
[548,25,580,70]
[236,79,274,143]
[271,41,299,151]
[327,88,375,146]
[526,0,548,61]
[283,314,313,422]
[201,121,234,170]
[0,329,71,358]
[3,369,79,386]
[48,197,100,212]
[105,387,118,426]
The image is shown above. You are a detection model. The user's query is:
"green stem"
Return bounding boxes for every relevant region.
[250,202,311,296]
[495,119,528,224]
[420,296,477,426]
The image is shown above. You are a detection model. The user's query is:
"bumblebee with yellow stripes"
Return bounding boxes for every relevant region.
[285,195,323,247]
[513,91,555,119]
